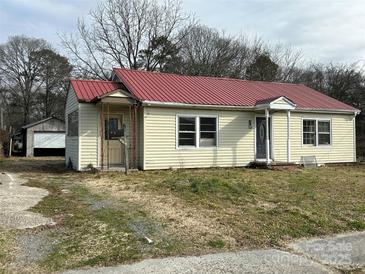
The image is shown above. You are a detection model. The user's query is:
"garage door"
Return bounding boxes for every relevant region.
[34,132,65,148]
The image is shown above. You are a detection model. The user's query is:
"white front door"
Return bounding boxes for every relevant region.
[104,114,124,166]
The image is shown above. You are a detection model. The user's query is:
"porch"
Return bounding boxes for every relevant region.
[95,90,140,172]
[254,96,296,165]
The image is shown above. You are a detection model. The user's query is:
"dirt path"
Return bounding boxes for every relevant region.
[0,172,53,229]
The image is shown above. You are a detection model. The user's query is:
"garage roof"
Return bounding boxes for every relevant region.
[22,117,64,129]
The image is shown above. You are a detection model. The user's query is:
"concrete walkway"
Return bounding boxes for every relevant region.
[63,249,333,274]
[289,231,365,269]
[0,172,53,230]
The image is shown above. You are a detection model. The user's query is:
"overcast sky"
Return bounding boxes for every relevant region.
[0,0,364,64]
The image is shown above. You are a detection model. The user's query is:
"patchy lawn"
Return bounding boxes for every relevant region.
[0,158,364,273]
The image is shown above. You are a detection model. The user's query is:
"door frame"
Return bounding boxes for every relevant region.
[103,112,125,166]
[254,114,273,161]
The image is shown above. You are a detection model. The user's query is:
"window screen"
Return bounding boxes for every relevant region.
[105,117,123,140]
[318,120,331,145]
[67,110,78,137]
[199,117,217,147]
[303,119,316,145]
[178,117,196,146]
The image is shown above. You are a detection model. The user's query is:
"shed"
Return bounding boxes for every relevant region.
[22,117,65,157]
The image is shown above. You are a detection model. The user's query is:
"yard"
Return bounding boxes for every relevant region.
[0,158,364,273]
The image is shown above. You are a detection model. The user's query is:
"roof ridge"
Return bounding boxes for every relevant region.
[113,67,304,86]
[71,78,119,84]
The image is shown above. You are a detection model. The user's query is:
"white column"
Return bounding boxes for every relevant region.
[265,108,270,164]
[287,110,291,163]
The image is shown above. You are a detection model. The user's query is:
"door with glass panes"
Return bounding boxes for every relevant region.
[104,114,124,166]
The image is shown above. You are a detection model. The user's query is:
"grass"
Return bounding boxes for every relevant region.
[0,158,364,272]
[24,178,182,272]
[0,231,15,273]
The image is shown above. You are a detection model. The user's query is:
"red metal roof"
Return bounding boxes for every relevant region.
[113,68,358,112]
[71,70,358,113]
[70,79,122,102]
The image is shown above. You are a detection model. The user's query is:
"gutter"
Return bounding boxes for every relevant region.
[141,100,360,115]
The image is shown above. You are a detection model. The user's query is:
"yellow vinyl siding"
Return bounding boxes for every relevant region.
[272,112,288,161]
[143,107,254,170]
[273,112,355,163]
[65,87,79,170]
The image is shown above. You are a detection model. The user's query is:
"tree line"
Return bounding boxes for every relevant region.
[0,0,364,140]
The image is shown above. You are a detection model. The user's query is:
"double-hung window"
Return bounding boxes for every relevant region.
[199,117,217,147]
[302,119,331,146]
[177,115,218,148]
[178,116,196,146]
[318,120,331,145]
[303,119,316,145]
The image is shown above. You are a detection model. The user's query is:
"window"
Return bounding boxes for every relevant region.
[302,119,331,146]
[105,117,123,140]
[177,115,218,148]
[178,117,196,146]
[318,120,331,145]
[67,110,78,136]
[199,117,217,147]
[303,119,316,145]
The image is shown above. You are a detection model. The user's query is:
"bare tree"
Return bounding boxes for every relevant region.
[176,25,248,77]
[269,43,303,82]
[0,36,50,124]
[31,49,73,118]
[61,0,191,79]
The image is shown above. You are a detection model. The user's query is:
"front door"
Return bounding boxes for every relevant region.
[104,114,124,166]
[256,117,271,159]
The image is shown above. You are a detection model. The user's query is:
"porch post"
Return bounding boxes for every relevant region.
[287,110,291,163]
[265,108,270,164]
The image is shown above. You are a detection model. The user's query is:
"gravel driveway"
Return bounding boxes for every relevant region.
[0,172,53,229]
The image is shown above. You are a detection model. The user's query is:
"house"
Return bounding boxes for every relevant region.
[65,68,360,171]
[21,117,65,157]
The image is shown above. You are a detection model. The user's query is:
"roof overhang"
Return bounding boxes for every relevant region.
[141,100,359,115]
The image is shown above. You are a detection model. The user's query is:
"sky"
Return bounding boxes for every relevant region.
[0,0,364,64]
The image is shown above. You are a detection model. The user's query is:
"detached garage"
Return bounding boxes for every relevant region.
[23,117,65,157]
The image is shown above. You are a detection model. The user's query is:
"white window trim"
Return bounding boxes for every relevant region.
[301,118,332,147]
[176,114,219,149]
